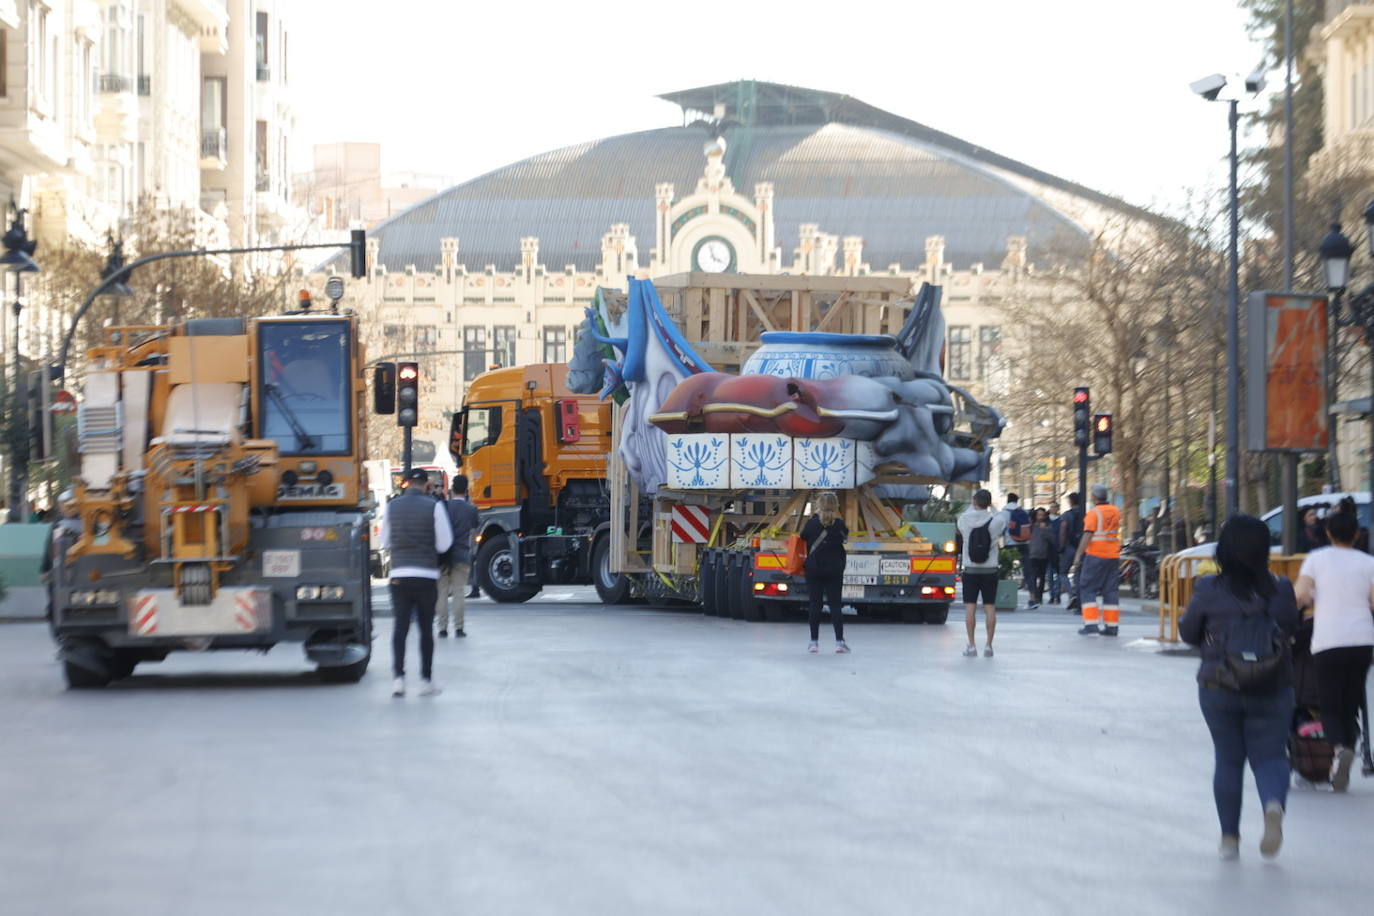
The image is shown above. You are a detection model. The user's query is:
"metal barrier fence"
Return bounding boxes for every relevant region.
[1156,553,1307,642]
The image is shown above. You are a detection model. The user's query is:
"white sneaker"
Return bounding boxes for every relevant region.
[1259,801,1283,857]
[1218,835,1239,860]
[963,645,978,657]
[983,646,994,658]
[1332,746,1355,792]
[808,641,819,654]
[419,679,442,697]
[391,677,405,698]
[835,641,850,654]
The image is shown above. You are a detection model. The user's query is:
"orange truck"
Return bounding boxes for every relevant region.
[449,363,624,602]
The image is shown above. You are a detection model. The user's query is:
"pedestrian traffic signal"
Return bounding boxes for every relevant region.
[1073,387,1091,448]
[397,362,419,427]
[373,362,396,414]
[1093,412,1113,456]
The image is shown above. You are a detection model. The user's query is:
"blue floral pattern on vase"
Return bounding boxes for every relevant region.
[666,434,729,489]
[729,434,792,489]
[743,332,915,381]
[793,438,856,489]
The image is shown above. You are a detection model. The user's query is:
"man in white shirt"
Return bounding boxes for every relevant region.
[380,469,454,697]
[1295,510,1374,790]
[957,489,1010,658]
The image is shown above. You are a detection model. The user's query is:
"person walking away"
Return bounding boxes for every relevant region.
[956,489,1009,657]
[1296,507,1329,554]
[1026,508,1055,609]
[1003,492,1031,594]
[1072,484,1122,636]
[381,469,453,697]
[802,490,849,654]
[1294,510,1374,791]
[1336,496,1370,553]
[1180,515,1299,859]
[437,474,480,639]
[1046,505,1063,605]
[1059,493,1085,611]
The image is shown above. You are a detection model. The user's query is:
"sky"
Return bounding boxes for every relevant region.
[291,0,1271,217]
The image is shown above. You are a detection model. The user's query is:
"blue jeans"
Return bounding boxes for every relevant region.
[1198,685,1294,836]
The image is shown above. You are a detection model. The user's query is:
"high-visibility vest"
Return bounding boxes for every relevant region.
[1086,505,1121,559]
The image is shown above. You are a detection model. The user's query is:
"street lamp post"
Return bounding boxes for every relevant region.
[1318,203,1374,501]
[1,210,40,523]
[1152,312,1180,553]
[1192,72,1265,522]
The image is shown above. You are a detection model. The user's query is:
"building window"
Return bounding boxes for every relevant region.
[494,326,516,367]
[382,324,404,340]
[977,326,1001,381]
[463,326,487,381]
[1,31,7,97]
[30,1,49,110]
[255,11,269,80]
[947,326,971,381]
[415,326,437,351]
[255,120,269,191]
[542,326,566,363]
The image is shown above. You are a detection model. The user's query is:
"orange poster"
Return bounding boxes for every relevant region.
[1263,295,1327,451]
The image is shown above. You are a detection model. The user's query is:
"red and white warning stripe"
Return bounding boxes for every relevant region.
[234,593,259,632]
[133,595,158,636]
[170,505,217,514]
[671,504,712,543]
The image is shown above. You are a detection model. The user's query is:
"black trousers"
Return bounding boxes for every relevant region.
[806,574,844,641]
[390,577,438,679]
[1314,644,1373,749]
[1026,557,1049,604]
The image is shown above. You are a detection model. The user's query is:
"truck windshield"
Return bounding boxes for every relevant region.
[259,320,351,454]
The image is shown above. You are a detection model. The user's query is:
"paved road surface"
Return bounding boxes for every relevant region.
[4,596,1370,916]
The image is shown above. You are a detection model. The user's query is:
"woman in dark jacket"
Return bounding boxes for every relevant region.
[1026,508,1055,609]
[802,490,849,654]
[1179,515,1299,861]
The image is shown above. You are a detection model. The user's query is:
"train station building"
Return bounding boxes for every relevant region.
[310,80,1154,475]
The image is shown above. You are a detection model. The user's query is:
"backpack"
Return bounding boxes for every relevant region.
[968,519,994,564]
[1008,507,1031,543]
[1209,586,1287,694]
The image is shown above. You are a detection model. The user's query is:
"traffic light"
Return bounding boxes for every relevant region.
[349,229,367,279]
[1072,387,1091,448]
[26,366,59,461]
[373,362,396,414]
[1093,412,1114,456]
[396,362,419,427]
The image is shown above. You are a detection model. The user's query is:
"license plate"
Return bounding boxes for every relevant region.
[843,575,877,585]
[263,549,301,578]
[842,585,865,599]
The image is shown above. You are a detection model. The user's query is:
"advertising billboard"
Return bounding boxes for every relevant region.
[1245,292,1328,453]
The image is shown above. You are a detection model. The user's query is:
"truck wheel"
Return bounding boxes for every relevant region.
[63,660,111,689]
[108,651,139,680]
[700,551,718,616]
[921,603,951,625]
[319,653,370,684]
[738,564,765,622]
[592,535,631,604]
[476,535,539,604]
[724,561,745,620]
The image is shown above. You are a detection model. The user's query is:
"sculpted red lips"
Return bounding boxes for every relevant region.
[650,373,899,438]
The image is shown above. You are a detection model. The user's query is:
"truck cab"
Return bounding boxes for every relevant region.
[451,364,618,602]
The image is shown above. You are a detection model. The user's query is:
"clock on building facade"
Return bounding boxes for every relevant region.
[692,235,736,273]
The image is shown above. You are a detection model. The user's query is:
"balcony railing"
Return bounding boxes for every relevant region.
[137,75,151,96]
[256,65,270,82]
[201,128,227,161]
[98,74,134,94]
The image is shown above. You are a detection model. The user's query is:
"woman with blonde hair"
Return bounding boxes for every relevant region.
[802,490,849,653]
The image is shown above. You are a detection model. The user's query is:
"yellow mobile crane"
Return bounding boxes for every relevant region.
[51,302,383,687]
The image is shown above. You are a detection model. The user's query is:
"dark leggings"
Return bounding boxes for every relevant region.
[1314,645,1373,749]
[1027,557,1049,603]
[806,575,844,641]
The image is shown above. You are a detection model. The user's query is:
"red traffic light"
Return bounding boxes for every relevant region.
[1073,388,1090,404]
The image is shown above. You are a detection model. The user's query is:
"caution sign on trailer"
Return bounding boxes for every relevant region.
[670,504,712,543]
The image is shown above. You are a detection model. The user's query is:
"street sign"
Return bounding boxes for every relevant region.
[51,390,76,413]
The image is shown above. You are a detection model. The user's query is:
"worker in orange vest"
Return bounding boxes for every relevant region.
[1071,484,1123,636]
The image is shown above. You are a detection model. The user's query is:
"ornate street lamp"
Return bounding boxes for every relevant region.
[1319,202,1374,500]
[1,209,40,522]
[1320,223,1353,294]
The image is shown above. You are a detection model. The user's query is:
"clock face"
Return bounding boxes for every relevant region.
[694,237,734,273]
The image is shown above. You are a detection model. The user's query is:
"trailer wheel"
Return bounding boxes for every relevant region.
[713,553,734,620]
[592,535,631,604]
[700,551,718,616]
[738,564,765,623]
[723,560,745,620]
[922,603,951,625]
[476,535,539,604]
